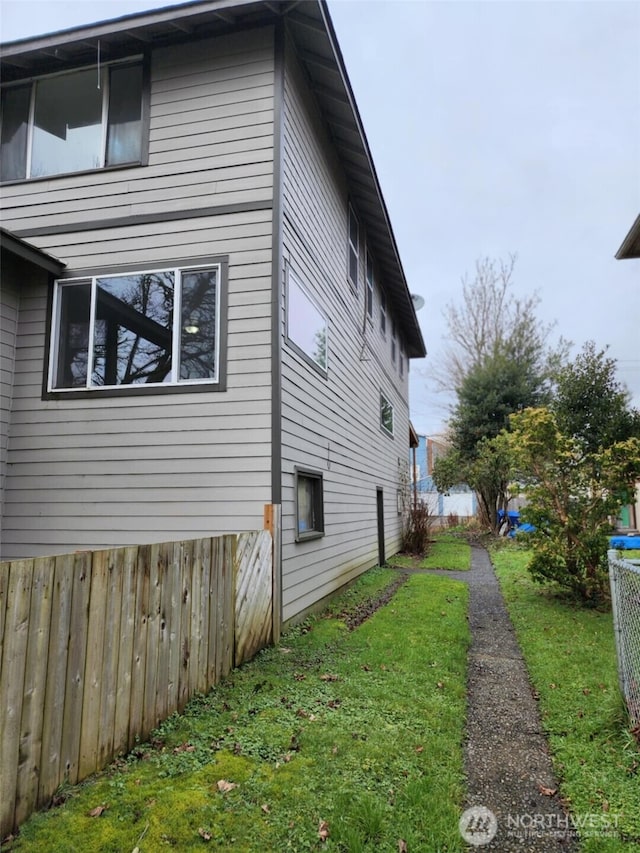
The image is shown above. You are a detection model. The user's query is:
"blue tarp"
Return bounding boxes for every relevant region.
[609,535,640,550]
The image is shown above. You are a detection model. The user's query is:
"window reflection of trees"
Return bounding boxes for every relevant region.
[92,272,174,386]
[180,269,217,380]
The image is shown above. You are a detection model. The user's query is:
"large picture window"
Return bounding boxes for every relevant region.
[1,59,145,182]
[287,270,328,373]
[49,263,223,393]
[295,468,325,541]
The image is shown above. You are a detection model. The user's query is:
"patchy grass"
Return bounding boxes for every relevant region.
[389,533,471,572]
[9,570,469,852]
[492,546,640,851]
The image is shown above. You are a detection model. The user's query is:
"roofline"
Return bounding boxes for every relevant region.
[0,228,66,274]
[616,213,640,259]
[0,0,261,53]
[0,0,426,357]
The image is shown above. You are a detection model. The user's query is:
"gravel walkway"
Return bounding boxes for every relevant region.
[394,546,576,850]
[463,544,576,850]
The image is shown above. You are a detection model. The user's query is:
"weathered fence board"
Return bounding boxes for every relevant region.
[234,531,273,666]
[0,529,273,840]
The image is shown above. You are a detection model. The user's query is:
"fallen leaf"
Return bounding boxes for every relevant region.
[331,745,338,754]
[88,804,107,817]
[436,682,444,689]
[318,819,330,841]
[173,742,195,754]
[602,800,610,812]
[279,646,292,653]
[538,784,557,797]
[415,745,424,753]
[296,708,309,718]
[198,827,212,841]
[549,683,557,690]
[261,803,271,814]
[320,673,339,682]
[294,673,306,681]
[362,664,371,671]
[216,779,237,793]
[398,841,408,852]
[582,688,591,695]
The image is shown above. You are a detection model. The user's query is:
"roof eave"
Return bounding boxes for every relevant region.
[0,228,66,274]
[616,213,640,259]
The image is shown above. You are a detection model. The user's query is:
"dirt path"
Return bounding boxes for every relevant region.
[391,546,576,850]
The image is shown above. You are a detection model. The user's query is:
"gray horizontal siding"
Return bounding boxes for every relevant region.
[1,207,274,559]
[0,28,274,235]
[279,44,409,622]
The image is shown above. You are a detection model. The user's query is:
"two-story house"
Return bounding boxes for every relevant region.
[0,0,426,625]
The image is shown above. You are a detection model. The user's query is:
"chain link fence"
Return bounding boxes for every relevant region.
[608,550,640,728]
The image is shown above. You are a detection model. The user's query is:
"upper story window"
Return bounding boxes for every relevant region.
[380,290,387,336]
[286,269,328,373]
[348,204,359,289]
[365,248,374,320]
[49,262,224,393]
[391,320,397,365]
[1,59,145,182]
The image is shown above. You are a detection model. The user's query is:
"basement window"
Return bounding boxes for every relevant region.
[1,59,147,182]
[48,261,226,394]
[295,468,325,541]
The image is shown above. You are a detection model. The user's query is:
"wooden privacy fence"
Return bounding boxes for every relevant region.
[0,530,273,839]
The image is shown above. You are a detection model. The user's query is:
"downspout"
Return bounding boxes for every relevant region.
[269,19,285,641]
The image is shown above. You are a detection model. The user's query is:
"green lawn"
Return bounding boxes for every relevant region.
[10,568,469,853]
[389,534,471,571]
[492,546,640,851]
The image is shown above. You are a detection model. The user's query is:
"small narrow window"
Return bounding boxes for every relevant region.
[380,290,387,336]
[365,249,374,320]
[391,320,397,365]
[348,204,359,289]
[295,468,325,540]
[380,393,394,436]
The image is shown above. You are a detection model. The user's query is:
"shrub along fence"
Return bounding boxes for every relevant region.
[608,549,640,728]
[0,529,274,840]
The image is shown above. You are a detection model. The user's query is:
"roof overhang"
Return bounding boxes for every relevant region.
[616,214,640,259]
[0,228,66,274]
[0,0,426,357]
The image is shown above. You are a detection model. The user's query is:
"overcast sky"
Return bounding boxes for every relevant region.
[2,0,639,434]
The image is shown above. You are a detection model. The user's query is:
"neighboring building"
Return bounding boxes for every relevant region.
[0,0,426,624]
[410,434,476,523]
[615,212,640,532]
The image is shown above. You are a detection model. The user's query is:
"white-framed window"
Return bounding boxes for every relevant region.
[348,204,359,289]
[380,289,387,336]
[48,262,223,393]
[295,468,325,541]
[365,248,374,320]
[286,269,328,373]
[1,58,146,182]
[380,393,394,436]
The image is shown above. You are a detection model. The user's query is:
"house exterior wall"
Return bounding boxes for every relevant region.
[0,258,22,546]
[0,28,276,559]
[279,43,411,622]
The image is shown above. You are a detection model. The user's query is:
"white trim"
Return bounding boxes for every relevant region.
[49,263,222,392]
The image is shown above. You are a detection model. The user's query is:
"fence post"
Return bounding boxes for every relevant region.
[607,550,627,699]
